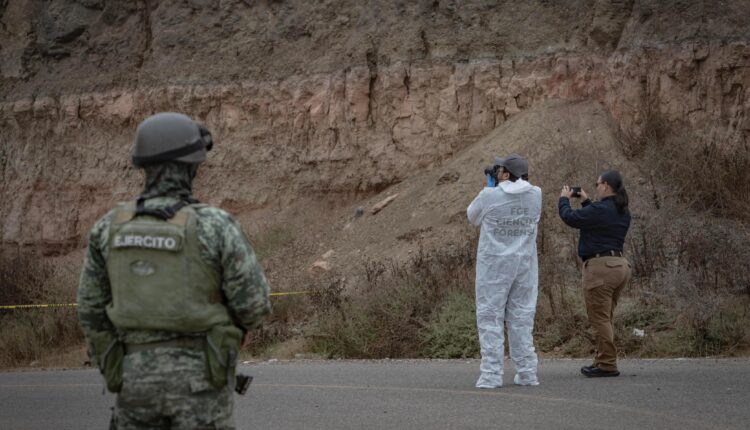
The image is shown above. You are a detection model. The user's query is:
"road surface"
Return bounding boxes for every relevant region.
[1,358,748,429]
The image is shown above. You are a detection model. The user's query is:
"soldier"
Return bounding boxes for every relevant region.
[77,112,271,429]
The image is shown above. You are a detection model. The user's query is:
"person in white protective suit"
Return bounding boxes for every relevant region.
[467,154,542,388]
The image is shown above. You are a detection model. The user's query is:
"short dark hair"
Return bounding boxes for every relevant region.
[494,166,528,183]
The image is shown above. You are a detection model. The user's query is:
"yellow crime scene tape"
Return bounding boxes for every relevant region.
[0,303,79,310]
[0,291,313,310]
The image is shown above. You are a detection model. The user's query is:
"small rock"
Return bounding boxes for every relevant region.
[33,97,57,118]
[693,44,709,61]
[354,207,364,218]
[322,249,334,259]
[267,358,278,363]
[437,171,460,185]
[13,99,33,114]
[311,260,331,273]
[371,194,398,215]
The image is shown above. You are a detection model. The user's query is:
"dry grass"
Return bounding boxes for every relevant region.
[308,243,477,358]
[614,105,750,357]
[621,105,750,221]
[300,104,750,360]
[0,251,84,369]
[3,103,749,366]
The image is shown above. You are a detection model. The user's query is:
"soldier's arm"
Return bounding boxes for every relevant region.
[77,216,116,340]
[218,215,271,331]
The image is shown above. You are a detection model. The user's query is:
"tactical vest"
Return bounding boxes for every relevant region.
[105,201,232,332]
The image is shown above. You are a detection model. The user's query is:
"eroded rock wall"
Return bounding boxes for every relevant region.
[1,0,749,252]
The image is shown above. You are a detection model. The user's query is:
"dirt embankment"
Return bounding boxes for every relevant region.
[1,1,749,277]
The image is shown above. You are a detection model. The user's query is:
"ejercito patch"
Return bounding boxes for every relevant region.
[112,234,181,250]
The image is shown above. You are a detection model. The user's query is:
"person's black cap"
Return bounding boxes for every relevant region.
[493,153,528,177]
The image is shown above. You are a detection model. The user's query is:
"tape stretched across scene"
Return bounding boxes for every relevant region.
[0,303,79,310]
[0,291,312,310]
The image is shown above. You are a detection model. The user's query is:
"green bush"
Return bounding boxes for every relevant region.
[422,292,479,358]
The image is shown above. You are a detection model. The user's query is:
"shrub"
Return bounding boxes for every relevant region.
[243,294,308,356]
[0,252,83,368]
[612,103,750,357]
[623,104,750,221]
[422,292,479,358]
[534,278,590,354]
[308,243,476,358]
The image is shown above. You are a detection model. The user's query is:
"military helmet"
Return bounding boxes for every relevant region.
[132,112,213,167]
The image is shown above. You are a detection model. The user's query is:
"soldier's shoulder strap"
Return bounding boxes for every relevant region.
[111,201,136,225]
[111,198,200,227]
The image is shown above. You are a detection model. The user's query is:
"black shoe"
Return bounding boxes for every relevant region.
[581,366,620,378]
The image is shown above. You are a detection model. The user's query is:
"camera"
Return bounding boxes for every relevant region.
[570,186,582,197]
[484,166,499,187]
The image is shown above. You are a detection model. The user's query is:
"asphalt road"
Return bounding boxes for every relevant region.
[1,358,748,430]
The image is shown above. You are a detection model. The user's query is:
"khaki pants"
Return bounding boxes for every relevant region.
[582,256,632,371]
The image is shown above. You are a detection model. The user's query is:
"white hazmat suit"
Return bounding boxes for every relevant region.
[467,178,542,388]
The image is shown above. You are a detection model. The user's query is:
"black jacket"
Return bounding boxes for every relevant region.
[558,196,631,258]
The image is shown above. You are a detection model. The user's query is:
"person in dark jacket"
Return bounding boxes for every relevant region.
[559,170,632,377]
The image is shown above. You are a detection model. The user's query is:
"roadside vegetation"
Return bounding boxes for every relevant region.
[0,252,83,368]
[2,106,749,368]
[307,244,478,359]
[297,105,750,359]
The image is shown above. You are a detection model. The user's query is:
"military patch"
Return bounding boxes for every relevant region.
[112,234,182,251]
[130,260,157,276]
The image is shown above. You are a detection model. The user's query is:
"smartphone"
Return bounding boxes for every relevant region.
[570,186,582,197]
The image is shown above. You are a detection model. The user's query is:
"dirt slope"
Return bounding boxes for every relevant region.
[0,0,748,279]
[260,100,656,291]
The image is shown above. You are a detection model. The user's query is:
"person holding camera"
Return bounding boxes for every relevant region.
[559,170,632,377]
[467,154,542,388]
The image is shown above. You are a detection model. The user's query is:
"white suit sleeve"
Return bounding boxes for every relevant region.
[467,190,485,226]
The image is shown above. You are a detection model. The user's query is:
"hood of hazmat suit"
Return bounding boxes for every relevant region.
[467,179,542,388]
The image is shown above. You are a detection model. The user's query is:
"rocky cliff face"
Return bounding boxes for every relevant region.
[1,0,749,253]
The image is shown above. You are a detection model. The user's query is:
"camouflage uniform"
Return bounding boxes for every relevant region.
[78,162,271,429]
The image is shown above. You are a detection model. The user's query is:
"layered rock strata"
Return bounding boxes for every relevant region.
[1,0,749,251]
